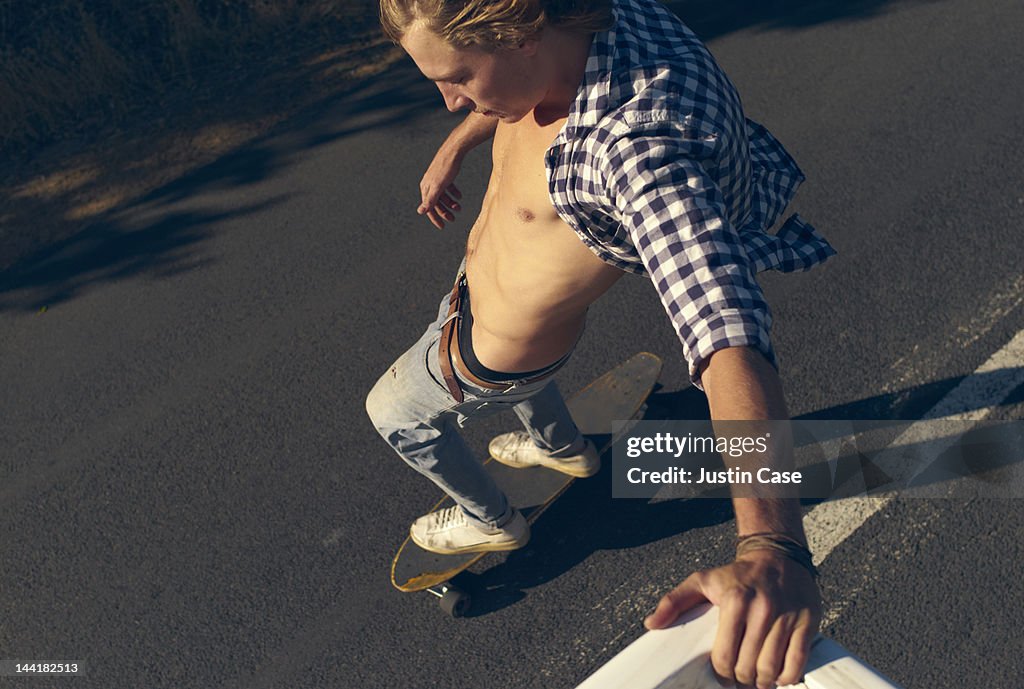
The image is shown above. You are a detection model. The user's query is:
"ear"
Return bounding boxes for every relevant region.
[515,37,540,56]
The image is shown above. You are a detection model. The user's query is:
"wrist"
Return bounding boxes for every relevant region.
[737,529,808,549]
[735,547,788,568]
[735,532,818,579]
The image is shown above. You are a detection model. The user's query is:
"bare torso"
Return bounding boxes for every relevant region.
[464,115,624,372]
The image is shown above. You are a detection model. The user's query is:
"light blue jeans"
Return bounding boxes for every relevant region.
[365,279,582,529]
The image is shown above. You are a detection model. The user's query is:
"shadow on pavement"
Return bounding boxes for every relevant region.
[0,64,437,314]
[456,366,1024,617]
[0,196,292,313]
[131,66,439,211]
[0,0,941,313]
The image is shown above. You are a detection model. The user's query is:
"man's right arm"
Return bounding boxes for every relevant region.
[418,112,498,229]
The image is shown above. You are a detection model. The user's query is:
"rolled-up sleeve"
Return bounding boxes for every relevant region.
[604,121,776,389]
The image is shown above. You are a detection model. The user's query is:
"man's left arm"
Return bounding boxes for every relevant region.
[644,346,821,689]
[602,119,823,686]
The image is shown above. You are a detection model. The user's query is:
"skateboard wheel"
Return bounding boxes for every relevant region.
[439,586,471,617]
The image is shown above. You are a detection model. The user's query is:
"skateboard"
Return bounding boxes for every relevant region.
[573,605,903,689]
[390,351,663,617]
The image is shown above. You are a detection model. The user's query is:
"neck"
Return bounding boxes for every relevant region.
[532,28,594,125]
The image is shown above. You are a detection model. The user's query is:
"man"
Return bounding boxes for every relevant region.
[366,0,834,685]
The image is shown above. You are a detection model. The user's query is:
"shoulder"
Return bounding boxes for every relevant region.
[588,0,741,137]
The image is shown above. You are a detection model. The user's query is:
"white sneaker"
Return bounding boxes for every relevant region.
[489,431,600,478]
[409,506,530,555]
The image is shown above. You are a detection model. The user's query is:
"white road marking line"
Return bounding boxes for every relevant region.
[885,273,1024,392]
[805,328,1024,627]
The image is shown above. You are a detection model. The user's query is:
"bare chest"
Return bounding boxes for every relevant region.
[466,118,582,257]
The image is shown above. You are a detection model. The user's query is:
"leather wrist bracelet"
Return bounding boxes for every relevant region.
[735,532,819,579]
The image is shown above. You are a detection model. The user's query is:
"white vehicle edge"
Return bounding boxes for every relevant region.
[574,605,902,689]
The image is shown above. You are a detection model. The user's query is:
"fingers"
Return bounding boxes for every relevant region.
[717,601,804,689]
[753,616,793,689]
[424,208,447,230]
[439,193,461,214]
[776,614,816,686]
[687,557,820,688]
[426,191,460,214]
[710,591,747,685]
[426,202,456,226]
[418,183,461,212]
[420,202,454,230]
[644,573,708,630]
[418,184,463,229]
[733,598,777,687]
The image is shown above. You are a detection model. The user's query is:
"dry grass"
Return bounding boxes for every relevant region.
[0,0,382,152]
[0,0,408,271]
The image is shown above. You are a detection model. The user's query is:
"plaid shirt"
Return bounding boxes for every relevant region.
[546,0,836,388]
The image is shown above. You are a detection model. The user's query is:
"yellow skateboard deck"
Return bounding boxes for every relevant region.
[390,352,663,615]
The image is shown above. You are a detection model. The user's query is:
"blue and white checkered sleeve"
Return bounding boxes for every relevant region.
[603,121,777,389]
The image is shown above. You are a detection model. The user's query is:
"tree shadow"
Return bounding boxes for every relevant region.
[0,196,290,313]
[456,367,1024,616]
[129,65,440,211]
[0,58,440,296]
[0,62,440,314]
[0,0,945,303]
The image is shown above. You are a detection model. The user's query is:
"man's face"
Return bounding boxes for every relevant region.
[400,23,546,122]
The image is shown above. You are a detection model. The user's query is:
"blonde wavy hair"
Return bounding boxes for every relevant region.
[380,0,614,50]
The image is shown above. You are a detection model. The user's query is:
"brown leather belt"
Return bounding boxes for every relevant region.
[437,272,560,403]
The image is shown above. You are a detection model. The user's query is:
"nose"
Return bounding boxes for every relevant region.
[437,83,472,113]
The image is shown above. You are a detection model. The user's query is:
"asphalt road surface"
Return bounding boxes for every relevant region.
[2,0,1023,687]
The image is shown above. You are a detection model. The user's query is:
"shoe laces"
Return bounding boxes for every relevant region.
[505,431,582,459]
[505,432,538,455]
[433,505,469,530]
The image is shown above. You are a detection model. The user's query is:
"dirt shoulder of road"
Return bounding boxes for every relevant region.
[0,35,406,274]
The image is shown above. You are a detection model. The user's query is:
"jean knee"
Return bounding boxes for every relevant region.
[365,363,433,441]
[366,375,447,473]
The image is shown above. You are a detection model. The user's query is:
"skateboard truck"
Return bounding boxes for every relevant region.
[426,582,472,617]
